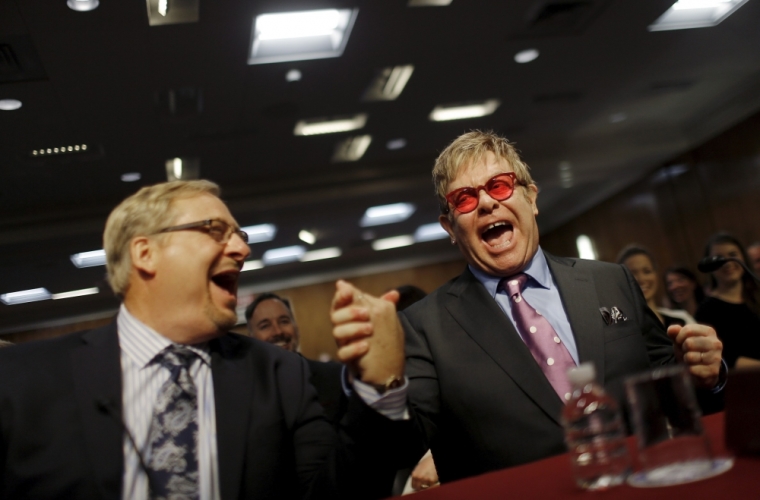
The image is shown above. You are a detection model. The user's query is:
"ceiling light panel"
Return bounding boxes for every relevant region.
[414,223,449,242]
[408,0,453,5]
[71,249,107,268]
[301,247,342,262]
[1,288,52,305]
[294,114,367,136]
[249,9,358,65]
[514,49,539,64]
[333,135,372,162]
[263,245,306,265]
[240,224,277,244]
[0,99,22,110]
[429,99,500,122]
[372,235,415,251]
[67,0,99,12]
[298,230,316,245]
[649,0,748,31]
[363,65,414,101]
[51,287,99,300]
[360,203,416,227]
[165,157,200,181]
[145,0,199,26]
[242,260,265,272]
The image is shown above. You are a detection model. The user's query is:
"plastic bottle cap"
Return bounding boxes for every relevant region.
[567,362,596,386]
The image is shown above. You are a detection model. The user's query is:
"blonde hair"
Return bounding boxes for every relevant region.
[432,130,534,214]
[104,180,221,298]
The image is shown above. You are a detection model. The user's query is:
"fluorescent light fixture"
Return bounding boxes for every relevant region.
[263,245,306,265]
[240,224,277,244]
[146,0,199,25]
[158,0,168,16]
[360,203,416,227]
[363,65,415,101]
[165,157,200,181]
[649,0,747,31]
[286,69,302,82]
[414,223,449,242]
[249,9,358,65]
[294,114,367,136]
[121,172,142,182]
[242,260,265,272]
[0,99,22,111]
[514,49,539,64]
[429,100,500,122]
[576,235,598,260]
[333,135,372,162]
[1,288,52,305]
[52,287,99,300]
[372,235,415,251]
[386,138,407,150]
[302,247,342,262]
[408,0,453,5]
[67,0,99,11]
[298,230,316,245]
[71,249,107,268]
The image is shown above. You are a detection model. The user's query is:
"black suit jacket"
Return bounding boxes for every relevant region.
[397,252,679,483]
[0,323,396,499]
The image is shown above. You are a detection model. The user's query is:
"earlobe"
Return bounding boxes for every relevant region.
[130,236,157,277]
[438,214,456,243]
[527,184,539,216]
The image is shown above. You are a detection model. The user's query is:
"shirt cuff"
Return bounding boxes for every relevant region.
[345,371,409,420]
[711,359,728,394]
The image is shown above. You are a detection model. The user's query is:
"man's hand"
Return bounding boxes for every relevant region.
[411,451,439,491]
[667,324,723,389]
[330,280,405,387]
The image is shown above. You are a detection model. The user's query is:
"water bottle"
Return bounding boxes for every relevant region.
[562,362,631,490]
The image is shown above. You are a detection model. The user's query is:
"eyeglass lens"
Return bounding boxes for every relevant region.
[447,174,516,214]
[207,220,248,244]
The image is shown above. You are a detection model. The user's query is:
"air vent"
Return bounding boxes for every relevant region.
[532,91,583,103]
[510,0,609,39]
[0,36,47,83]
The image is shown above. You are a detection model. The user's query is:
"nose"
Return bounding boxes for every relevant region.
[476,187,499,213]
[227,231,251,261]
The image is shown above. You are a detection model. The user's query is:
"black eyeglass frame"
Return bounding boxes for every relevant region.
[155,219,248,244]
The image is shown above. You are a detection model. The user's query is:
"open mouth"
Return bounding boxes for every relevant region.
[481,221,514,248]
[211,270,239,297]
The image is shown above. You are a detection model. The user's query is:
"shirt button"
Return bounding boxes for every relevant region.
[547,358,555,366]
[554,336,561,344]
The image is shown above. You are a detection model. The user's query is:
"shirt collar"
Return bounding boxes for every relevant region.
[469,246,551,298]
[117,304,211,369]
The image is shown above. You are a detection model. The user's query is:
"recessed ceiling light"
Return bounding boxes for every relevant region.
[302,247,342,262]
[514,49,539,64]
[360,203,416,227]
[294,114,367,136]
[30,144,89,157]
[121,172,142,182]
[0,99,22,111]
[363,65,414,101]
[649,0,747,31]
[146,0,199,25]
[242,260,265,272]
[165,157,200,181]
[429,100,500,122]
[386,138,407,150]
[408,0,453,5]
[240,224,277,244]
[249,8,358,65]
[71,249,107,268]
[576,235,598,260]
[372,235,415,251]
[67,0,99,12]
[0,288,52,305]
[52,287,99,300]
[333,135,372,162]
[263,245,306,265]
[609,112,627,123]
[298,230,316,245]
[286,69,302,82]
[414,223,449,242]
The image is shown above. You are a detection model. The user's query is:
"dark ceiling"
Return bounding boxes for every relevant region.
[2,0,760,334]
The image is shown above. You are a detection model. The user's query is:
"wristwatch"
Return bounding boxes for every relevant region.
[370,374,404,394]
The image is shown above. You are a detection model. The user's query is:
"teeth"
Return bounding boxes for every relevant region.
[486,222,507,231]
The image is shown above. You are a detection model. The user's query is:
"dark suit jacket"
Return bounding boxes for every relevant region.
[397,252,679,483]
[304,358,346,425]
[0,323,397,499]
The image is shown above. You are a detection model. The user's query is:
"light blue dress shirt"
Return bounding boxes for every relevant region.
[469,247,580,364]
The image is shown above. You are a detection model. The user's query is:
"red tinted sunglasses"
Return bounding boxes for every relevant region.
[445,173,520,214]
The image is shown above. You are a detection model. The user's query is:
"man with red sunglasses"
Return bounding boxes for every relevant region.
[330,130,725,484]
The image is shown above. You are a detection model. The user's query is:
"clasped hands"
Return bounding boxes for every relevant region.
[330,280,405,387]
[667,324,723,389]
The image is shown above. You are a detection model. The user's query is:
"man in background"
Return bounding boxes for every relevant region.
[747,241,760,274]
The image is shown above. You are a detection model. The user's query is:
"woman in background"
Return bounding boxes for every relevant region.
[617,245,696,327]
[695,233,760,368]
[665,266,705,317]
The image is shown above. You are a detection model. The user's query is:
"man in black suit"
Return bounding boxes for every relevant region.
[331,130,725,485]
[245,293,346,423]
[0,180,402,499]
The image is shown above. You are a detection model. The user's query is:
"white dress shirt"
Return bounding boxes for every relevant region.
[118,305,220,500]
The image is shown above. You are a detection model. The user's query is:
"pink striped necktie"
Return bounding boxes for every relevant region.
[501,273,576,401]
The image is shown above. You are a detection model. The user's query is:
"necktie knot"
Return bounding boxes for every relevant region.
[158,345,197,370]
[501,273,529,298]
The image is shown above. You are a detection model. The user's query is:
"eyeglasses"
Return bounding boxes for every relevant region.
[156,219,248,244]
[444,173,520,214]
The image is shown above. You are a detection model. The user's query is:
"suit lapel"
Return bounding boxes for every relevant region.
[71,323,124,499]
[211,335,253,500]
[545,252,606,385]
[445,269,565,425]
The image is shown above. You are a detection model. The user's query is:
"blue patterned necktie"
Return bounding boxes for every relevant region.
[146,345,200,500]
